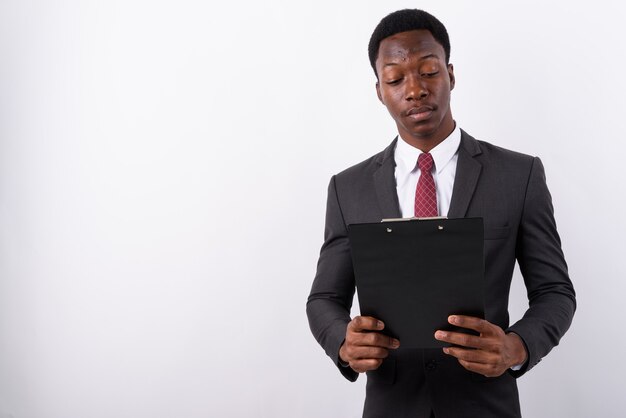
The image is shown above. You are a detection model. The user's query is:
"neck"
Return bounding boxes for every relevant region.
[400,116,455,153]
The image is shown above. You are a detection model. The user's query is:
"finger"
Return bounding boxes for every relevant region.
[442,346,492,364]
[448,315,496,334]
[342,343,390,363]
[353,331,400,349]
[457,359,505,378]
[434,330,483,349]
[349,316,385,332]
[350,346,390,360]
[349,358,383,373]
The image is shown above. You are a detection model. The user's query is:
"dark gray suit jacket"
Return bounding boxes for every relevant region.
[306,130,576,418]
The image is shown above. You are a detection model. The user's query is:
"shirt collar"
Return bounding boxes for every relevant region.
[394,124,461,175]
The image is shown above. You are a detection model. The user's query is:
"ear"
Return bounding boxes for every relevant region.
[447,63,455,91]
[376,81,384,104]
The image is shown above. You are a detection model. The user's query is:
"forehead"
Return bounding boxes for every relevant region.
[377,29,444,63]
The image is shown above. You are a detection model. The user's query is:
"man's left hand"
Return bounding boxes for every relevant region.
[434,315,528,377]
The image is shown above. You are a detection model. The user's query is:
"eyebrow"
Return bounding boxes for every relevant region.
[381,53,440,68]
[418,53,438,60]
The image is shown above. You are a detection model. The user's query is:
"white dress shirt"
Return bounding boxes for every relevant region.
[394,125,461,218]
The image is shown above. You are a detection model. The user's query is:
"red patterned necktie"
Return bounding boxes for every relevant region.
[414,152,438,217]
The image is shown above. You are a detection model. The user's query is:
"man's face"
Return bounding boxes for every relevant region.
[375,30,455,149]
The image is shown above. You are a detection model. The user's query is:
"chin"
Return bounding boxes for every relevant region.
[408,127,438,140]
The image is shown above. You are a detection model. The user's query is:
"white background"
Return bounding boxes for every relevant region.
[1,0,624,417]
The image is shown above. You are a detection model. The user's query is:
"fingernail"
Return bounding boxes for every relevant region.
[435,331,446,339]
[443,347,450,354]
[377,320,384,329]
[392,339,400,348]
[449,315,457,324]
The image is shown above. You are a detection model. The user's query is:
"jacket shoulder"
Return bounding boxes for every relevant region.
[476,139,535,163]
[461,129,537,172]
[460,131,542,185]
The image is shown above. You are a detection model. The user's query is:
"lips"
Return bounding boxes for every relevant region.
[406,105,434,122]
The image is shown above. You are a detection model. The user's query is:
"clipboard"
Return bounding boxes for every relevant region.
[347,217,485,348]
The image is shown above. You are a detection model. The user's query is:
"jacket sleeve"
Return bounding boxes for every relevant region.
[306,175,359,382]
[507,157,576,377]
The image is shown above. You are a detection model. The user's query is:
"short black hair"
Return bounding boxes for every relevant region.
[368,9,451,77]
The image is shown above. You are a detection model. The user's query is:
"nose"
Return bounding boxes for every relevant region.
[405,76,428,101]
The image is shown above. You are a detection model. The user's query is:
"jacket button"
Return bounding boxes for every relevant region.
[426,360,437,371]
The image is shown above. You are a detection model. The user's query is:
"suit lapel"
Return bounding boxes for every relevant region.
[373,138,402,219]
[448,131,483,218]
[373,132,482,220]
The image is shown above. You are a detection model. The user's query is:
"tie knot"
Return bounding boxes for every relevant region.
[418,152,434,173]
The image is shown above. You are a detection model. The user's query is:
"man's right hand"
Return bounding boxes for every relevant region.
[339,316,400,373]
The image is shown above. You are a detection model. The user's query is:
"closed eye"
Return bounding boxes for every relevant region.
[386,79,402,85]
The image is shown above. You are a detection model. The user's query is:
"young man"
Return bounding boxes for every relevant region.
[306,9,575,418]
